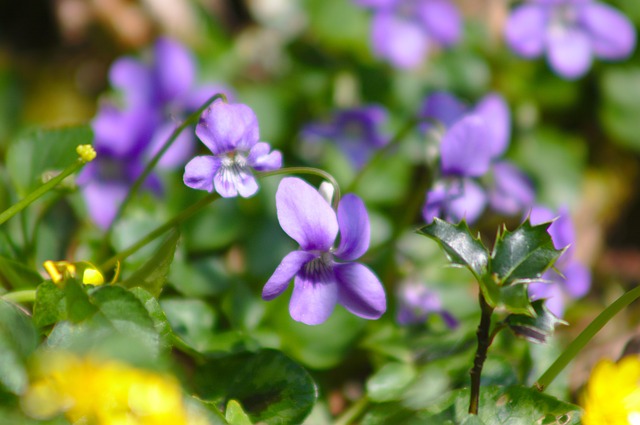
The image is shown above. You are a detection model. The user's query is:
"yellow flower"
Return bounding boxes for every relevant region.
[21,352,207,425]
[582,356,640,425]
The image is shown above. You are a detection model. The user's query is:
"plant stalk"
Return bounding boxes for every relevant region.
[469,292,494,415]
[534,283,640,392]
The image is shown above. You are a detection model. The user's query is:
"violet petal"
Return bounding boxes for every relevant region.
[290,270,338,325]
[335,194,370,261]
[371,11,428,69]
[335,262,386,320]
[153,37,195,103]
[580,2,636,60]
[505,4,547,58]
[416,0,461,46]
[183,156,220,192]
[473,93,511,158]
[440,115,492,177]
[195,100,260,155]
[263,250,316,300]
[547,27,592,79]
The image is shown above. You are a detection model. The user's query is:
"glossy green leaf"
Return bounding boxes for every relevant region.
[0,256,43,290]
[195,349,317,424]
[0,299,38,394]
[491,220,562,287]
[6,126,92,196]
[507,300,567,344]
[121,229,180,297]
[418,219,489,279]
[226,400,254,425]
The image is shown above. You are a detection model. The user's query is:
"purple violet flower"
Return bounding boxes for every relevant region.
[302,105,388,169]
[355,0,461,69]
[396,282,458,328]
[183,99,282,198]
[488,161,536,216]
[80,37,232,229]
[505,0,636,79]
[527,206,591,317]
[262,177,387,325]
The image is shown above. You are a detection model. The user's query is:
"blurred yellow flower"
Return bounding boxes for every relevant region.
[21,352,208,425]
[582,356,640,425]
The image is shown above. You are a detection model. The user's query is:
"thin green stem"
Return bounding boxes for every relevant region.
[100,192,220,272]
[103,93,227,242]
[0,160,85,227]
[469,292,494,415]
[258,167,341,209]
[333,397,369,425]
[346,117,419,193]
[3,289,37,303]
[534,284,640,392]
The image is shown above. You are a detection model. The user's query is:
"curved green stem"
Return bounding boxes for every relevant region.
[0,160,85,227]
[334,397,369,425]
[3,289,36,303]
[258,167,342,209]
[346,117,419,193]
[103,93,227,243]
[534,283,640,392]
[100,192,220,271]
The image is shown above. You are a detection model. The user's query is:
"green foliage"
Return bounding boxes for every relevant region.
[0,256,43,290]
[507,300,568,344]
[121,229,180,297]
[195,349,318,425]
[6,126,92,196]
[419,218,562,316]
[0,299,37,394]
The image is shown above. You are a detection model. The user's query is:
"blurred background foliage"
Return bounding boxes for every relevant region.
[1,0,640,423]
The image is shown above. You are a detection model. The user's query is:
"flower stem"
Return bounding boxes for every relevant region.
[534,283,640,392]
[333,397,369,425]
[258,167,342,209]
[99,192,220,271]
[346,117,419,193]
[0,159,86,227]
[3,289,37,303]
[103,93,227,242]
[469,292,494,415]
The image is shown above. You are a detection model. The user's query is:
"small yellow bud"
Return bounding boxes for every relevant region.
[76,144,97,163]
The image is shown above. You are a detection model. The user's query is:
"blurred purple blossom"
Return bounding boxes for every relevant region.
[302,105,389,169]
[527,206,591,318]
[505,0,636,79]
[396,281,458,328]
[183,99,282,198]
[262,177,386,325]
[421,92,535,224]
[355,0,461,69]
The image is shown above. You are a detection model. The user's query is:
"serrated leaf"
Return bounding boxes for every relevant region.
[121,229,180,297]
[418,219,489,279]
[491,221,562,287]
[6,126,92,196]
[0,256,43,290]
[33,280,66,327]
[0,299,38,394]
[195,349,318,425]
[507,300,567,344]
[498,283,535,316]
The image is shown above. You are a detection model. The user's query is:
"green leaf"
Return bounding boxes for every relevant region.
[491,220,562,287]
[366,363,416,402]
[129,287,173,348]
[33,280,66,328]
[506,300,567,344]
[226,400,254,425]
[160,298,216,351]
[451,386,582,425]
[195,349,317,424]
[88,285,160,354]
[497,283,535,316]
[64,278,96,323]
[0,256,43,290]
[418,219,489,279]
[121,229,180,297]
[6,126,92,196]
[0,299,38,394]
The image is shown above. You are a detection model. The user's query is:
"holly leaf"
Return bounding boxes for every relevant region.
[491,220,562,287]
[506,300,567,344]
[418,219,489,279]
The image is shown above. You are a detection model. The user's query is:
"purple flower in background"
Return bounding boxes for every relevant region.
[505,0,636,79]
[528,206,591,317]
[262,177,386,325]
[355,0,461,69]
[80,37,232,229]
[396,282,458,328]
[302,105,388,169]
[183,99,282,198]
[421,92,535,223]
